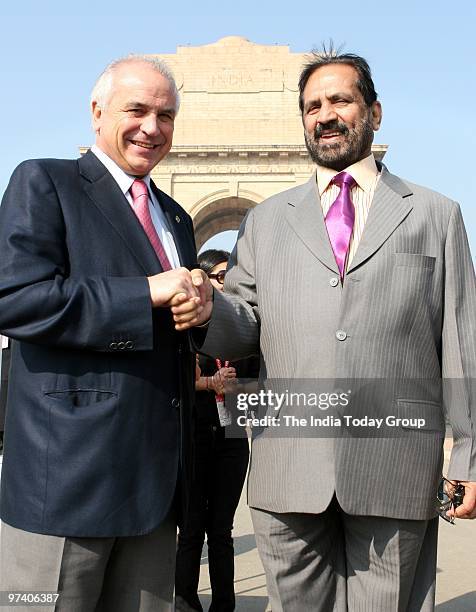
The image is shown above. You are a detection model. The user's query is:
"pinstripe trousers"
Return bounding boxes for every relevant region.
[251,497,438,612]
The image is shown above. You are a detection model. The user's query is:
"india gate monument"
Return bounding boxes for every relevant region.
[84,36,387,249]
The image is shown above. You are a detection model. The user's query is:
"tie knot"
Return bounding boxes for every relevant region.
[332,172,356,190]
[130,179,148,202]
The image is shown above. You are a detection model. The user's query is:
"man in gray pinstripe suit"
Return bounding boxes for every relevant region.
[174,50,476,611]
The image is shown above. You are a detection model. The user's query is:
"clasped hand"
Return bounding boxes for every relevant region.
[147,267,213,330]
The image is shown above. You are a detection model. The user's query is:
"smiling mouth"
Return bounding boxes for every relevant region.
[319,131,343,140]
[130,140,158,149]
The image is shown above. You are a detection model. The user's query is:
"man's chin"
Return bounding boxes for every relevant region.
[125,157,160,177]
[310,147,352,170]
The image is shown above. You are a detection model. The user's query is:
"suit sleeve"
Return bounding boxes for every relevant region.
[442,202,476,481]
[0,160,154,351]
[199,208,260,360]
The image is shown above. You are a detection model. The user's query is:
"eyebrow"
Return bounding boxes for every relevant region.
[123,102,148,110]
[328,92,354,101]
[123,101,176,116]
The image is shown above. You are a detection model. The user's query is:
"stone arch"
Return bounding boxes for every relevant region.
[193,196,257,251]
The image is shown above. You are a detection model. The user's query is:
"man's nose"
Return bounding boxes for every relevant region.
[316,102,338,125]
[140,113,160,136]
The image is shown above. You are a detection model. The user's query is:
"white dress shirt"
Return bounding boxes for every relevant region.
[91,145,181,269]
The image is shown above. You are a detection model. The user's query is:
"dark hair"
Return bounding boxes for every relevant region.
[197,249,230,275]
[298,45,377,113]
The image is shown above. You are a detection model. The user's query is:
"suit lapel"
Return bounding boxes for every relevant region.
[149,181,195,268]
[347,164,413,273]
[285,165,414,275]
[285,174,340,274]
[79,151,164,275]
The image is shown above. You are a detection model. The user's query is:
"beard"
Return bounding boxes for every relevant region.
[304,113,374,171]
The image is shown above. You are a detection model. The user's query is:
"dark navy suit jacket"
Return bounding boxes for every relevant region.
[0,150,197,536]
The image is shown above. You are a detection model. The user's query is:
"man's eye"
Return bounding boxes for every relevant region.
[158,114,174,122]
[334,99,351,106]
[127,108,144,116]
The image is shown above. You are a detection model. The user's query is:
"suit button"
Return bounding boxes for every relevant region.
[125,341,133,349]
[171,398,180,409]
[336,330,347,341]
[109,342,118,350]
[117,341,126,350]
[330,277,339,287]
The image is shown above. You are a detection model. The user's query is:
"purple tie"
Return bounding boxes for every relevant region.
[325,172,356,278]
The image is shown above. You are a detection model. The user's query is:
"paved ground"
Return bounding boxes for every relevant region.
[197,446,476,611]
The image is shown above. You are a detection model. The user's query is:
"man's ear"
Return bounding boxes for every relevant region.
[91,100,102,134]
[371,101,383,131]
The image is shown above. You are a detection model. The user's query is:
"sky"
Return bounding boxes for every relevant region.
[1,0,475,256]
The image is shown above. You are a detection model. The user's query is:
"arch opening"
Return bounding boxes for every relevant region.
[193,196,257,251]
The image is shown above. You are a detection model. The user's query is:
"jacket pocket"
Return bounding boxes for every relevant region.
[44,388,117,407]
[395,398,445,432]
[394,253,435,270]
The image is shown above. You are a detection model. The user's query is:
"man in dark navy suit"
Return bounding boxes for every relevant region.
[0,56,203,611]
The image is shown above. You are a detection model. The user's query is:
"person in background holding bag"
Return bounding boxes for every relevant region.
[175,249,258,612]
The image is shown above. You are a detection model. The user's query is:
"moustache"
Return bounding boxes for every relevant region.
[314,121,349,139]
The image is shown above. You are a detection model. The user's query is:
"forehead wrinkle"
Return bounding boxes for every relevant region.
[110,70,175,99]
[306,66,360,90]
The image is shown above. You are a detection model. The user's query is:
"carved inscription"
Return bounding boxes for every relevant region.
[185,69,284,93]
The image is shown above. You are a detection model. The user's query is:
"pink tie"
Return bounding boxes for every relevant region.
[325,172,356,278]
[130,179,172,271]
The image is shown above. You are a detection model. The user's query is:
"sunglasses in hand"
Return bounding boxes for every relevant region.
[436,477,465,524]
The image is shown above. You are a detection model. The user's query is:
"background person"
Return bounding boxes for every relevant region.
[175,249,257,612]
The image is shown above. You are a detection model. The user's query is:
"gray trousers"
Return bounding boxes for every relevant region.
[0,516,176,612]
[251,498,438,612]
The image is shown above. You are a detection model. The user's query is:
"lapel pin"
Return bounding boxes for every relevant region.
[175,215,181,223]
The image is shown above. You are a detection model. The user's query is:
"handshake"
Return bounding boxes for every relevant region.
[147,267,214,331]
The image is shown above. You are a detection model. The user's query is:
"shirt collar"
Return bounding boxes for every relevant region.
[315,153,378,196]
[91,144,152,196]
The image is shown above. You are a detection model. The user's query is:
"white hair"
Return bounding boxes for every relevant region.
[90,55,180,113]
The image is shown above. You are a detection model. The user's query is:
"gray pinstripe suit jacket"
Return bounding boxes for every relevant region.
[201,164,476,520]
